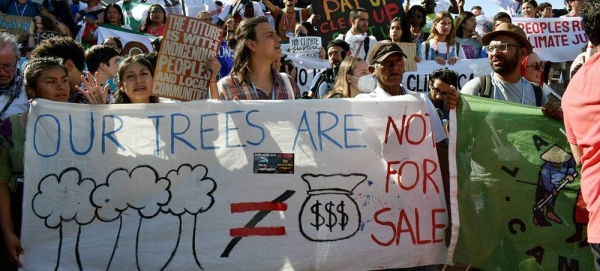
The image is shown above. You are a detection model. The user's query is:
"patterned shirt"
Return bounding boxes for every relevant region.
[217,69,300,100]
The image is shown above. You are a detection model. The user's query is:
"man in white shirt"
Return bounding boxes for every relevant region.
[336,8,377,63]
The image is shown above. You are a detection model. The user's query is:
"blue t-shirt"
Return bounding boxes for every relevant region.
[217,40,234,80]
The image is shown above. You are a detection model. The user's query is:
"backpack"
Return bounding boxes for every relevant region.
[337,34,370,60]
[477,75,543,106]
[425,41,460,60]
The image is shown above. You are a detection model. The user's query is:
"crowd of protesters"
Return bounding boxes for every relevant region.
[1,0,600,270]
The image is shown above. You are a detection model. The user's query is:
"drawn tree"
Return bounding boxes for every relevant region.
[91,165,171,270]
[160,164,216,270]
[32,167,96,271]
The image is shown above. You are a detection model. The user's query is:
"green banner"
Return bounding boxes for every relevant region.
[453,95,593,270]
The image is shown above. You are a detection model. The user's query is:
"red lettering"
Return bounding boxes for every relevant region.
[385,161,400,193]
[386,159,440,194]
[431,208,446,243]
[384,3,400,22]
[384,115,404,145]
[398,161,419,191]
[337,17,347,30]
[406,114,426,145]
[372,207,447,247]
[373,8,386,24]
[371,207,395,246]
[572,20,582,32]
[396,208,416,245]
[423,158,440,194]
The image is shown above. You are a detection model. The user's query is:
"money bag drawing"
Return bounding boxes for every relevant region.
[298,173,367,242]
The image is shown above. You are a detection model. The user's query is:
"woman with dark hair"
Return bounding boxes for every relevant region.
[103,4,131,30]
[139,4,167,37]
[407,5,429,45]
[522,0,539,18]
[41,0,78,37]
[454,11,483,59]
[217,17,300,100]
[0,57,69,269]
[417,11,465,65]
[389,16,411,43]
[115,55,160,104]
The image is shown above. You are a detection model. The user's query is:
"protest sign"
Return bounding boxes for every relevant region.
[0,14,32,41]
[153,14,223,101]
[477,16,586,62]
[398,42,417,72]
[22,98,449,270]
[311,0,404,48]
[289,36,322,59]
[514,17,587,62]
[452,95,594,270]
[96,24,155,55]
[285,55,491,95]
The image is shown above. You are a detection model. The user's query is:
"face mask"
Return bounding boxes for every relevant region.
[355,74,377,93]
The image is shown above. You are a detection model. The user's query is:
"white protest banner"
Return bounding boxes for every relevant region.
[22,98,450,270]
[403,58,492,92]
[153,14,223,101]
[96,25,155,55]
[286,55,491,95]
[513,17,588,62]
[289,36,322,59]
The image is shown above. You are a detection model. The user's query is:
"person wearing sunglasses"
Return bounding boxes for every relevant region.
[460,23,561,120]
[407,5,429,48]
[0,33,28,120]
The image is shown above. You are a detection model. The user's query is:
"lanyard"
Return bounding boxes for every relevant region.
[251,83,276,100]
[413,32,421,44]
[15,2,27,17]
[282,10,295,32]
[492,75,527,104]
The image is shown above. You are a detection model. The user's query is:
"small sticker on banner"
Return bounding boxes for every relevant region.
[253,153,295,174]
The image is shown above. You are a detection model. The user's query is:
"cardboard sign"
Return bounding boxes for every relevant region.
[0,14,33,41]
[153,14,223,101]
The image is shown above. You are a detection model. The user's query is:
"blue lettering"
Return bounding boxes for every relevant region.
[293,111,317,151]
[200,113,220,150]
[34,114,60,158]
[225,110,246,148]
[317,111,342,151]
[245,110,265,146]
[148,115,165,156]
[344,114,367,149]
[102,115,126,153]
[69,113,94,155]
[170,113,197,154]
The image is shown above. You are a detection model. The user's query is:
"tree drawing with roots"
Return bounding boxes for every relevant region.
[91,165,171,270]
[160,164,217,270]
[32,167,97,271]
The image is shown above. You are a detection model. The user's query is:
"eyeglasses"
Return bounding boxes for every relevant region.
[0,61,16,72]
[526,62,545,71]
[411,14,423,19]
[484,42,521,52]
[430,86,448,96]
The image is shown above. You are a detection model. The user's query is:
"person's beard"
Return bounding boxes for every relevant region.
[490,50,521,76]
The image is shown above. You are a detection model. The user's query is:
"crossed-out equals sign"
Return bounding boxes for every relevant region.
[221,190,295,257]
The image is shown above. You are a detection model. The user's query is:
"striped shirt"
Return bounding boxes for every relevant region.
[217,69,300,100]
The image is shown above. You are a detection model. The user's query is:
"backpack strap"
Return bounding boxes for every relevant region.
[532,83,543,106]
[478,75,492,98]
[363,36,370,60]
[455,43,460,57]
[425,41,430,60]
[280,73,295,100]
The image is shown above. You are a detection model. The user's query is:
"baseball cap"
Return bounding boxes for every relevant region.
[367,41,408,64]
